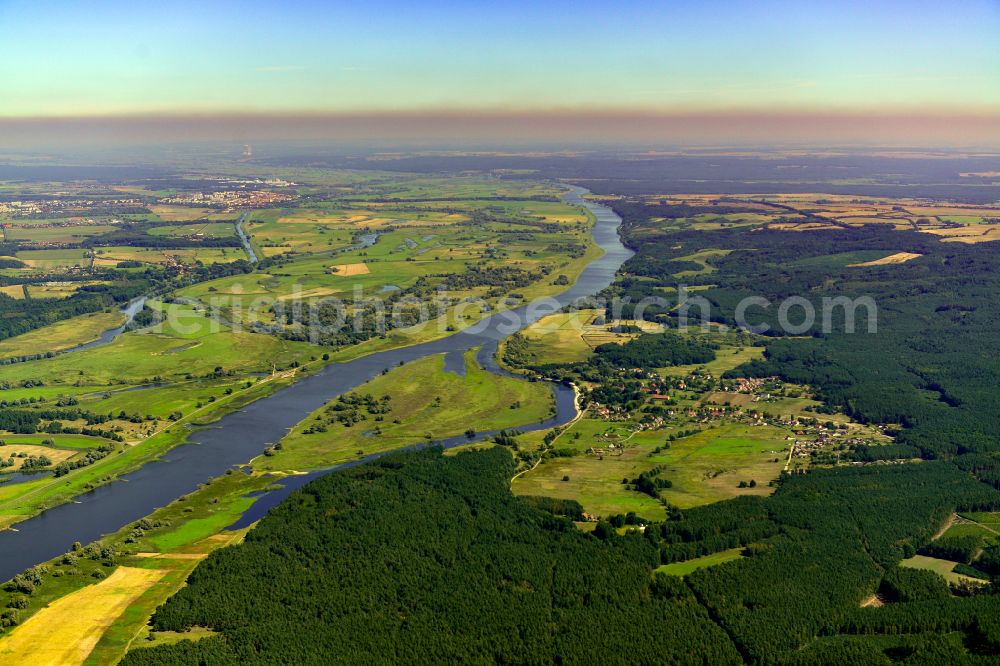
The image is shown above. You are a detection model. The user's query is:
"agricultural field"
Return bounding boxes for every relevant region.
[91,246,245,267]
[12,249,91,270]
[0,566,171,665]
[660,343,764,378]
[24,280,107,299]
[351,176,562,201]
[2,223,119,244]
[147,222,236,239]
[900,555,986,586]
[628,192,1000,244]
[148,205,239,222]
[180,191,598,344]
[0,285,25,299]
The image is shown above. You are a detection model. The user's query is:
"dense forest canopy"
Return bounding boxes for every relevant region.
[122,447,1000,665]
[122,447,741,665]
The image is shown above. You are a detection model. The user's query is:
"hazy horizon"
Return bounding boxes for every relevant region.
[2,0,999,149]
[2,112,1000,152]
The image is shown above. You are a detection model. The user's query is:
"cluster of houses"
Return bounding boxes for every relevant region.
[202,176,295,188]
[0,197,145,218]
[160,189,294,210]
[586,442,627,459]
[590,403,631,421]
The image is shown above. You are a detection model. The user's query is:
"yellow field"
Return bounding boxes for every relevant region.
[0,285,26,299]
[0,566,169,666]
[92,257,123,267]
[925,226,1000,244]
[276,287,340,300]
[0,445,75,469]
[768,222,842,231]
[907,205,1000,217]
[850,252,923,266]
[837,217,915,229]
[329,262,370,276]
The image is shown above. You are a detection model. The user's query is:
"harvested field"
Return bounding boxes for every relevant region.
[0,285,26,299]
[850,252,923,266]
[0,444,75,469]
[276,287,339,300]
[0,566,169,666]
[925,226,1000,244]
[329,262,370,276]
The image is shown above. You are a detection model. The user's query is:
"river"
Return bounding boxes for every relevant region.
[0,186,632,580]
[235,212,258,263]
[64,296,147,353]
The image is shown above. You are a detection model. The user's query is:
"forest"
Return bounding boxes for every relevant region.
[122,447,741,665]
[121,448,1000,665]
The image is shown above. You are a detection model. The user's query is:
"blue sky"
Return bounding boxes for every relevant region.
[1,0,998,116]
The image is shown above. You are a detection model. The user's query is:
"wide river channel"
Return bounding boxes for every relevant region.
[0,186,633,580]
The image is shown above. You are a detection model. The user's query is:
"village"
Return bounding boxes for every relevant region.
[159,189,295,210]
[581,363,890,473]
[0,197,146,219]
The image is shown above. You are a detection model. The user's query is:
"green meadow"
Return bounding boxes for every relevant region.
[0,310,124,360]
[257,349,555,472]
[655,547,745,577]
[513,420,788,519]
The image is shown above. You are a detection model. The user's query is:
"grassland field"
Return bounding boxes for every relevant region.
[655,547,745,577]
[257,349,555,472]
[0,311,125,360]
[147,222,236,239]
[900,555,987,586]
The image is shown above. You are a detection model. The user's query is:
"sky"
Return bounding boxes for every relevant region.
[1,0,999,145]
